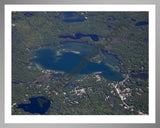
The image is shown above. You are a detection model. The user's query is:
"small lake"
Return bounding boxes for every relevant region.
[135,21,148,26]
[24,12,34,17]
[17,96,51,115]
[59,33,99,41]
[131,72,148,81]
[58,12,86,22]
[31,42,124,81]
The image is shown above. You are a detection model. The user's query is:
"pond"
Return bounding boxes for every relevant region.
[24,12,34,17]
[17,96,51,115]
[58,12,86,22]
[131,72,148,81]
[59,33,99,41]
[31,42,124,82]
[135,21,148,26]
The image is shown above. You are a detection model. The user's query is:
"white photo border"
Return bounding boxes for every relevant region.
[5,4,156,123]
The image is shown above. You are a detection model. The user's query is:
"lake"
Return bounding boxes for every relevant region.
[24,12,34,17]
[131,72,148,81]
[58,12,86,22]
[17,96,51,115]
[59,33,99,41]
[135,21,148,26]
[31,42,124,81]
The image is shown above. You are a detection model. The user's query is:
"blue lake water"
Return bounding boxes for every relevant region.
[31,42,124,81]
[17,96,51,114]
[107,16,116,21]
[58,12,86,22]
[131,18,136,22]
[107,25,112,30]
[131,72,148,81]
[135,21,148,26]
[24,12,34,17]
[59,33,99,41]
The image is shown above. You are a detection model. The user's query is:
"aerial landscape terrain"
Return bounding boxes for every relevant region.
[12,12,148,115]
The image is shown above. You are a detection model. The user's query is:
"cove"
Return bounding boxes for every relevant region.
[31,42,124,82]
[17,96,51,115]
